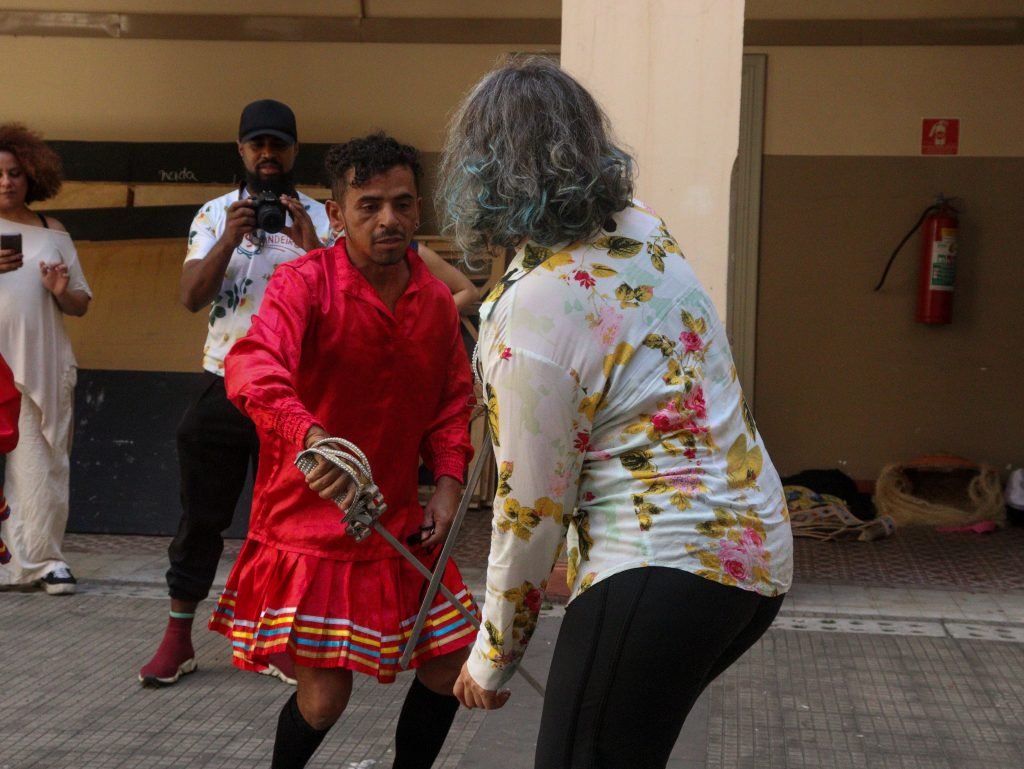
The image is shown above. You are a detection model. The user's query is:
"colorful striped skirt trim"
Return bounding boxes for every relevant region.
[210,537,479,683]
[0,496,10,565]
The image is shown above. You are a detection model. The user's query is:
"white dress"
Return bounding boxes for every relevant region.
[0,216,91,585]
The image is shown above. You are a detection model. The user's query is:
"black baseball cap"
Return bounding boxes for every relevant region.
[238,99,298,144]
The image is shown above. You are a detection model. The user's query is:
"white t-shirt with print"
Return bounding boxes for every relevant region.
[185,189,331,375]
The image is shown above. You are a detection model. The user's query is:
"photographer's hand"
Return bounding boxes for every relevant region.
[179,199,256,312]
[280,195,324,252]
[222,199,257,249]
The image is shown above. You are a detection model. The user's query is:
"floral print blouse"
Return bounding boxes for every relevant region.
[465,202,793,690]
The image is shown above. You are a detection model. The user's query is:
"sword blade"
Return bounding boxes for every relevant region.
[400,438,494,668]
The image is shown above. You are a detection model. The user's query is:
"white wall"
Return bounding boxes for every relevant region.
[561,0,745,315]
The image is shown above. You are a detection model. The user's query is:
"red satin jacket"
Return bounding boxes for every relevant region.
[225,240,474,561]
[0,354,19,455]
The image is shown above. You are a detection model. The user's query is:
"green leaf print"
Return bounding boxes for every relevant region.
[620,449,655,476]
[615,283,654,309]
[742,399,758,440]
[681,310,708,335]
[633,495,663,531]
[570,508,593,562]
[522,243,554,271]
[484,620,504,649]
[642,334,677,357]
[594,235,644,258]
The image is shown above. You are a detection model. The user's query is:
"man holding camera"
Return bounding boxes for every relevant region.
[139,99,331,687]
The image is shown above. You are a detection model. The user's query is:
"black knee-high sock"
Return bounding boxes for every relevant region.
[271,692,330,769]
[392,677,461,769]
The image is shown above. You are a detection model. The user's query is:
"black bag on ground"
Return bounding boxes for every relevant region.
[780,468,875,521]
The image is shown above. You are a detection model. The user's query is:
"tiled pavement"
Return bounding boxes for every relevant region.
[792,526,1024,591]
[3,513,1024,768]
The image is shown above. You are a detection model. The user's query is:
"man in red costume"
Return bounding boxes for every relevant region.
[212,133,477,769]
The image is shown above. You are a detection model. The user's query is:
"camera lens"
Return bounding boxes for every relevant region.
[255,192,286,234]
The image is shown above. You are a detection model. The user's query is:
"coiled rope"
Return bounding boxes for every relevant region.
[294,438,386,542]
[294,432,545,696]
[875,460,1005,528]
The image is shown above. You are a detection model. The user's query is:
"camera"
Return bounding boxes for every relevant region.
[252,191,286,234]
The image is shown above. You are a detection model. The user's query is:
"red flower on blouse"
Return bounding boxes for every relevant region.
[680,331,703,353]
[574,431,591,452]
[683,386,707,420]
[525,588,543,613]
[499,346,512,360]
[573,270,596,289]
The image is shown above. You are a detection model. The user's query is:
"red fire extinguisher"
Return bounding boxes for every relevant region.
[915,202,958,324]
[874,196,960,325]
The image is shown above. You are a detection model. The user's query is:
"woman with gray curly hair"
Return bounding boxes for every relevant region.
[441,57,793,768]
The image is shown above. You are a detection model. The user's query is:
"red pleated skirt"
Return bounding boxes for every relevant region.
[209,537,479,683]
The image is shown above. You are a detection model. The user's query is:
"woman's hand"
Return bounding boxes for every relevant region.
[0,247,23,274]
[453,662,511,710]
[39,261,89,315]
[40,260,70,295]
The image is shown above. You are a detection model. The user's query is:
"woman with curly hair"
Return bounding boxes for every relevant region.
[0,122,91,595]
[440,58,792,768]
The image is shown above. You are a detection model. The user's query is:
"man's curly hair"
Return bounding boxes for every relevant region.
[0,123,63,204]
[324,132,421,200]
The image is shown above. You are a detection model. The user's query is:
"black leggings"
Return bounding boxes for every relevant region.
[535,566,784,769]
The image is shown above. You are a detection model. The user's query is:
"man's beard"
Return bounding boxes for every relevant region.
[245,167,295,197]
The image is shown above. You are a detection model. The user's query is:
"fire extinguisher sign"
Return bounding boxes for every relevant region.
[921,118,960,155]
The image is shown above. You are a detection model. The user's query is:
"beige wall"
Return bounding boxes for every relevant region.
[1,0,1012,20]
[67,240,208,373]
[7,3,1024,484]
[752,46,1024,157]
[751,44,1024,481]
[1,32,552,372]
[0,37,551,149]
[0,0,560,16]
[745,0,1024,20]
[561,0,745,314]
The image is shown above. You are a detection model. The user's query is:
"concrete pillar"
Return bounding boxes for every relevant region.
[561,0,745,315]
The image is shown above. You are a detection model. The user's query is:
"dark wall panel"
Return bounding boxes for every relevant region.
[48,142,442,239]
[69,369,251,536]
[51,140,330,186]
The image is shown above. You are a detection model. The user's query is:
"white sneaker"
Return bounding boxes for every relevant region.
[258,662,298,686]
[39,566,77,595]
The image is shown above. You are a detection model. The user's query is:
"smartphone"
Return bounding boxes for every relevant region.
[0,233,22,252]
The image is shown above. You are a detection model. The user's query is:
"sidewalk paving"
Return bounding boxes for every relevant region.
[3,524,1024,768]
